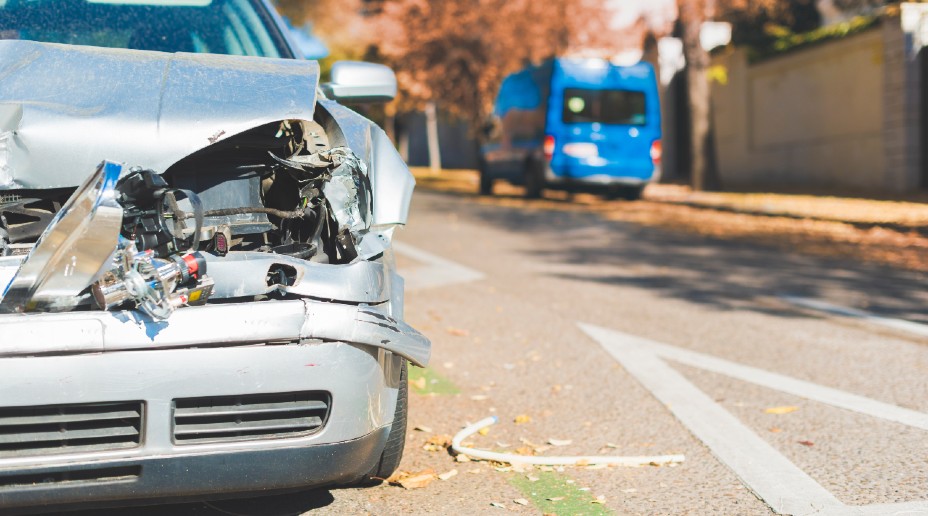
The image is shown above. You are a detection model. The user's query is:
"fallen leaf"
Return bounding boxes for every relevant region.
[513,498,529,506]
[478,426,491,436]
[575,459,590,466]
[592,496,607,504]
[514,414,532,424]
[414,425,433,433]
[765,406,799,415]
[468,468,482,474]
[546,497,565,502]
[515,446,536,456]
[769,427,783,433]
[548,438,573,446]
[391,469,436,489]
[446,327,470,337]
[526,474,540,482]
[604,442,619,448]
[455,454,472,463]
[438,469,458,481]
[410,377,427,390]
[798,440,815,447]
[490,502,506,509]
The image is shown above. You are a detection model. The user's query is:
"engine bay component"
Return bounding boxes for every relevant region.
[116,169,203,258]
[92,240,213,321]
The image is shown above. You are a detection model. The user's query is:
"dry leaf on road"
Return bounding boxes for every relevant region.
[764,406,799,415]
[388,469,437,489]
[514,414,532,424]
[414,425,433,433]
[547,438,573,446]
[438,469,458,481]
[513,498,529,506]
[798,440,815,446]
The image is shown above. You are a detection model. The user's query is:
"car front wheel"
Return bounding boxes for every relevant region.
[360,359,408,483]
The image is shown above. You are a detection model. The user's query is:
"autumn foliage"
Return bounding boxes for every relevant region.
[372,0,618,127]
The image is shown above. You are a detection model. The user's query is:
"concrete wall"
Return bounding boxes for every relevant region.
[711,28,891,191]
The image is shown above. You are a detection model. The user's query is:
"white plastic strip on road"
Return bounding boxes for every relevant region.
[393,241,485,291]
[580,323,928,516]
[451,416,685,467]
[781,296,928,339]
[579,323,842,516]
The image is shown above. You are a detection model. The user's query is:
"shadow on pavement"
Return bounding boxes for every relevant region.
[63,489,334,516]
[419,190,928,324]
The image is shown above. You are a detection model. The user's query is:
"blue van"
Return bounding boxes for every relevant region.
[479,58,661,200]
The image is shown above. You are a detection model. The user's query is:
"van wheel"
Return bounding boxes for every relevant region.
[358,360,408,484]
[524,159,544,199]
[478,159,494,196]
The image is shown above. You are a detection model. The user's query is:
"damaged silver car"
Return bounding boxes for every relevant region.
[0,0,428,512]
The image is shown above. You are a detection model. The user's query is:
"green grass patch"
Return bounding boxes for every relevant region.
[408,366,460,395]
[509,471,613,515]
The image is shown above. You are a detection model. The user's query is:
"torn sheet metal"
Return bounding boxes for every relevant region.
[317,100,415,227]
[202,251,386,302]
[0,40,319,189]
[0,162,123,313]
[0,299,431,367]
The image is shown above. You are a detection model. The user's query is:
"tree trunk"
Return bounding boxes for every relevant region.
[424,101,442,172]
[679,1,716,191]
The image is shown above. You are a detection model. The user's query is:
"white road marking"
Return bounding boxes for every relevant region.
[781,296,928,339]
[393,241,485,291]
[639,336,928,431]
[579,323,928,516]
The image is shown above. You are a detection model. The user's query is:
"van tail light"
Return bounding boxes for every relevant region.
[543,135,555,160]
[650,139,662,166]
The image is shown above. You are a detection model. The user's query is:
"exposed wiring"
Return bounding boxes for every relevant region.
[451,416,685,467]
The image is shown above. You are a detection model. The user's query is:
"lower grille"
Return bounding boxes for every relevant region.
[0,402,143,458]
[173,391,329,444]
[0,466,140,489]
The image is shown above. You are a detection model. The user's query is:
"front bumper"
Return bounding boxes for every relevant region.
[0,428,388,514]
[0,323,411,512]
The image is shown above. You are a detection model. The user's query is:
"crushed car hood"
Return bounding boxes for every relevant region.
[0,40,320,189]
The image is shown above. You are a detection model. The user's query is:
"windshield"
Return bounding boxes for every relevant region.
[562,88,647,126]
[0,0,285,57]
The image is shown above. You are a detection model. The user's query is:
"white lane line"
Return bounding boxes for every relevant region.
[639,336,928,432]
[579,323,842,516]
[393,241,485,291]
[781,296,928,339]
[579,323,928,516]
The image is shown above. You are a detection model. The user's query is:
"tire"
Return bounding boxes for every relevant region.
[524,159,544,199]
[361,359,408,483]
[478,157,493,196]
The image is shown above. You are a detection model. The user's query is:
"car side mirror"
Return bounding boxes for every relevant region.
[321,61,397,103]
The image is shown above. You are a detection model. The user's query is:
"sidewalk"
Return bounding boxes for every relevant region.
[411,168,928,272]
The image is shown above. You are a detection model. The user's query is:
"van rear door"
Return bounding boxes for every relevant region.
[548,61,660,183]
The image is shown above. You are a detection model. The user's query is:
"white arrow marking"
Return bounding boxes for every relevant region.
[579,323,928,516]
[781,296,928,339]
[393,241,485,291]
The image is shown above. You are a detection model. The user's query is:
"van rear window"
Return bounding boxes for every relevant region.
[562,88,646,126]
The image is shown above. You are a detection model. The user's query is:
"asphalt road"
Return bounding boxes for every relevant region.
[84,189,928,516]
